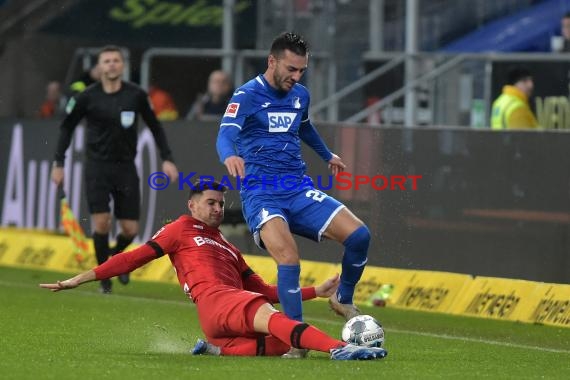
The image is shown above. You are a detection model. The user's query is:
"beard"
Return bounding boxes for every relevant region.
[273,72,293,92]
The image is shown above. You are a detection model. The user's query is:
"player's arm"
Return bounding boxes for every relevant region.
[298,120,333,162]
[216,91,249,177]
[139,91,178,180]
[241,267,316,302]
[51,95,87,186]
[39,242,163,292]
[299,121,347,176]
[241,259,339,302]
[299,93,347,176]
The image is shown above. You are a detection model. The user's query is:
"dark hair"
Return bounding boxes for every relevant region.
[188,180,227,199]
[97,45,124,61]
[270,32,309,58]
[507,66,532,85]
[564,11,570,19]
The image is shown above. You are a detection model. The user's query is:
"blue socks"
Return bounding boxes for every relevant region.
[277,264,303,321]
[276,225,370,317]
[337,225,371,304]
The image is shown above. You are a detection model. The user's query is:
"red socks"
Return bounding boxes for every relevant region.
[268,312,343,352]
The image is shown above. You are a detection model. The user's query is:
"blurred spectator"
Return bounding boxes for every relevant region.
[552,12,570,52]
[39,81,67,119]
[186,70,233,121]
[70,65,101,95]
[149,85,179,121]
[490,67,539,130]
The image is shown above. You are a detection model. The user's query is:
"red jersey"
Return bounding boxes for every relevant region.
[152,214,254,302]
[93,214,316,305]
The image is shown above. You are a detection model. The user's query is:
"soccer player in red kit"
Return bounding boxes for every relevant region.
[40,181,387,360]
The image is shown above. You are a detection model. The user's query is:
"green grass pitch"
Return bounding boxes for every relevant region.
[1,265,569,380]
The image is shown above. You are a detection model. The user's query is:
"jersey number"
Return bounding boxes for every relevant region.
[305,190,326,202]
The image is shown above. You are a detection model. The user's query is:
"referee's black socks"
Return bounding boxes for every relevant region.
[112,233,135,255]
[93,232,110,265]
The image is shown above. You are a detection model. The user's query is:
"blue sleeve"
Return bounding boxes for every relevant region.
[216,87,251,163]
[299,120,333,162]
[216,126,240,163]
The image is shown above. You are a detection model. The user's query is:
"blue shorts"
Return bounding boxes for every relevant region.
[241,178,345,248]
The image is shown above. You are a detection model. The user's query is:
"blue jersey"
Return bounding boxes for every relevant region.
[217,74,332,181]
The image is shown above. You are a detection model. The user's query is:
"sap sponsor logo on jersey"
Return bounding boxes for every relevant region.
[224,103,240,118]
[268,112,297,132]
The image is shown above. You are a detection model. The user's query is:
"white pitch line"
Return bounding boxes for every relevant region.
[390,328,570,354]
[3,279,569,354]
[306,316,570,355]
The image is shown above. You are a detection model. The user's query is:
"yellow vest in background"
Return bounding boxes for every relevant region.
[490,85,538,130]
[490,93,526,130]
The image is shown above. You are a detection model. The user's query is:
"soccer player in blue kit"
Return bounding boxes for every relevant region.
[216,32,371,339]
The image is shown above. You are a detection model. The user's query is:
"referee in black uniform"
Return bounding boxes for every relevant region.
[51,45,179,293]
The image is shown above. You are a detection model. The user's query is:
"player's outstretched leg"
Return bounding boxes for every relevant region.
[330,344,388,360]
[192,337,290,357]
[266,312,342,358]
[329,225,370,320]
[192,339,221,356]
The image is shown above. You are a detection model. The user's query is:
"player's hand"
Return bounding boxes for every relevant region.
[39,278,79,292]
[315,273,340,298]
[328,154,346,176]
[39,270,96,292]
[224,156,245,178]
[162,160,179,182]
[51,166,64,186]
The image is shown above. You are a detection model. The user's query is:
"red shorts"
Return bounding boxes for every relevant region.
[195,285,269,347]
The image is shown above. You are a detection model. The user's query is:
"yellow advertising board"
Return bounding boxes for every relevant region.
[520,283,570,328]
[0,228,172,283]
[2,227,570,329]
[449,276,538,322]
[392,271,472,313]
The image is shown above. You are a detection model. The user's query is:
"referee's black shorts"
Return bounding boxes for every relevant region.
[84,160,140,220]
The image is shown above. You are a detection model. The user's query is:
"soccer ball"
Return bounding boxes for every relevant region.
[341,315,385,348]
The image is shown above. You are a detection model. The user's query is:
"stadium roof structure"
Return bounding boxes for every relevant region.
[442,0,570,52]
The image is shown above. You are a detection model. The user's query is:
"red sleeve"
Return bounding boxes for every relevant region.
[149,221,181,253]
[242,269,317,303]
[301,287,317,301]
[242,271,279,302]
[94,242,161,280]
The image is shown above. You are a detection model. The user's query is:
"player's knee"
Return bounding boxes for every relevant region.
[343,225,371,253]
[120,223,139,237]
